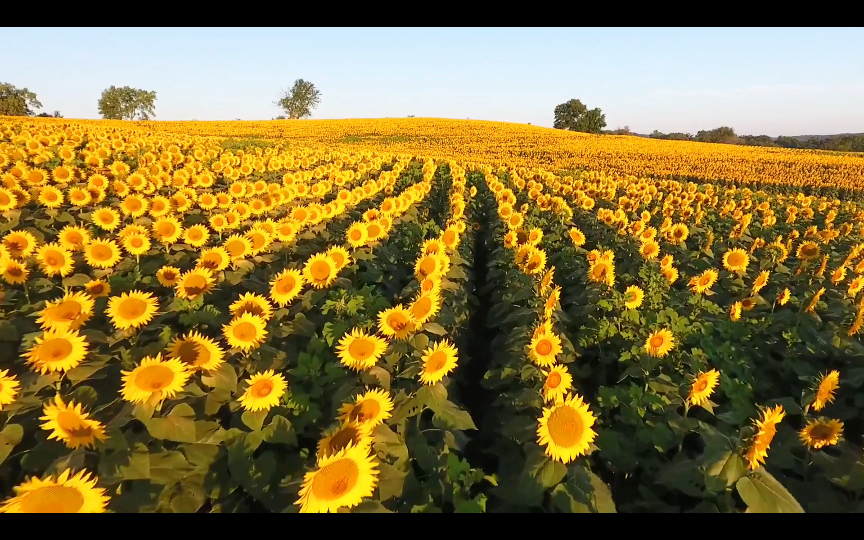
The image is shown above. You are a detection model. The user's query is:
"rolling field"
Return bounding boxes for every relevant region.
[0,117,863,513]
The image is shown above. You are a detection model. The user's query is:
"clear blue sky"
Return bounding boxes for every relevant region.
[3,27,863,136]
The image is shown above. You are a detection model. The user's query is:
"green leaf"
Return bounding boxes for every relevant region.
[149,451,193,485]
[0,320,19,341]
[587,471,617,513]
[352,500,393,513]
[377,462,407,501]
[62,273,91,288]
[262,415,297,446]
[706,451,746,488]
[98,444,151,483]
[145,407,197,444]
[736,469,804,513]
[241,409,268,432]
[0,424,24,465]
[422,322,447,336]
[201,363,237,392]
[430,400,476,431]
[536,459,567,488]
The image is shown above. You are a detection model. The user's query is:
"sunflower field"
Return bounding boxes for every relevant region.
[1,117,863,513]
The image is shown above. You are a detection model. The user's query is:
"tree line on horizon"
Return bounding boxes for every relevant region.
[2,81,859,153]
[0,79,322,122]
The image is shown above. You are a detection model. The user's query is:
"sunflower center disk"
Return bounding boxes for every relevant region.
[20,486,84,513]
[136,365,174,391]
[312,459,359,501]
[548,407,584,448]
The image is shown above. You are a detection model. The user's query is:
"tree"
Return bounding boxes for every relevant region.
[97,86,157,120]
[276,79,321,119]
[36,110,63,118]
[0,82,42,116]
[553,99,607,134]
[694,126,739,144]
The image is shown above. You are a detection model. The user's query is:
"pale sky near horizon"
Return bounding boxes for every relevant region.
[2,27,862,136]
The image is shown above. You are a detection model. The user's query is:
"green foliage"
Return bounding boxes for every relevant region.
[97,85,157,120]
[276,79,321,120]
[0,82,42,116]
[553,98,607,134]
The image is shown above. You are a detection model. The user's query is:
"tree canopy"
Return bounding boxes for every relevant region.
[97,86,157,120]
[276,79,321,120]
[553,99,607,134]
[0,82,43,116]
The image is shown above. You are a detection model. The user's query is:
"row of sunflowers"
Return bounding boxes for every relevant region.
[0,119,487,512]
[16,116,864,194]
[2,117,864,512]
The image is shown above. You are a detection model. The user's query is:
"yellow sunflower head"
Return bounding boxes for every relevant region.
[0,469,110,513]
[537,393,597,464]
[223,312,268,351]
[420,339,459,385]
[24,328,89,375]
[237,370,288,412]
[40,394,107,450]
[337,388,394,427]
[106,290,159,331]
[296,444,379,513]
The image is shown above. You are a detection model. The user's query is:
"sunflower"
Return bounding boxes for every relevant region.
[317,420,373,460]
[407,291,440,327]
[152,216,183,244]
[751,270,770,295]
[304,253,338,289]
[183,225,210,248]
[1,258,28,285]
[296,444,379,513]
[24,328,89,374]
[122,234,151,257]
[777,288,791,306]
[84,239,121,269]
[796,241,821,261]
[237,370,287,412]
[326,246,352,271]
[644,328,675,358]
[723,248,750,273]
[377,305,416,340]
[3,230,38,258]
[176,268,215,300]
[540,266,556,296]
[270,268,305,307]
[692,268,718,294]
[156,266,181,287]
[799,418,843,450]
[346,222,368,248]
[58,226,90,252]
[523,249,547,275]
[230,292,274,321]
[670,223,689,244]
[588,260,615,287]
[745,405,785,470]
[542,365,573,403]
[529,330,562,368]
[422,238,445,256]
[811,370,839,412]
[222,234,252,261]
[337,388,394,427]
[91,207,120,231]
[106,290,159,331]
[0,188,17,211]
[805,287,825,314]
[640,240,660,261]
[0,469,110,513]
[169,330,225,372]
[198,246,231,272]
[660,254,674,270]
[849,308,864,337]
[537,393,597,464]
[623,285,644,309]
[687,369,719,407]
[415,253,450,281]
[730,301,742,321]
[223,312,268,351]
[419,339,459,385]
[37,291,94,331]
[544,286,561,319]
[120,354,191,404]
[336,329,388,371]
[0,369,21,411]
[40,395,107,449]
